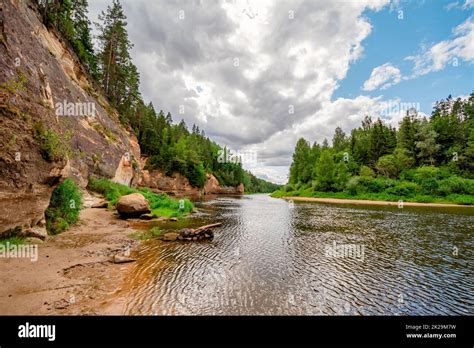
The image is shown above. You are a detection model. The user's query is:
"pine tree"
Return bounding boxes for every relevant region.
[332,127,347,152]
[96,0,134,106]
[71,0,97,76]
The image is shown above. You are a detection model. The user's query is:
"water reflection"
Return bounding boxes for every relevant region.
[123,194,474,315]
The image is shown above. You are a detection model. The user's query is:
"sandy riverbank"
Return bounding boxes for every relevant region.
[279,196,474,208]
[0,207,140,315]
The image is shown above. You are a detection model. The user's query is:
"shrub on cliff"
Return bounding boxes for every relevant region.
[45,179,82,235]
[34,122,70,162]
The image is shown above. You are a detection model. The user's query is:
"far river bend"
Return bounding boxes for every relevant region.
[123,194,473,315]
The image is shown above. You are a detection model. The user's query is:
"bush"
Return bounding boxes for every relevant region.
[438,176,474,195]
[184,161,206,188]
[368,177,396,193]
[403,166,447,195]
[34,122,70,162]
[445,194,474,205]
[345,176,369,195]
[410,166,450,182]
[45,179,82,235]
[386,181,419,197]
[376,155,399,178]
[359,165,375,177]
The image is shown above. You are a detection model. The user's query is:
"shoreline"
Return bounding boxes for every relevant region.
[278,196,474,208]
[0,206,139,315]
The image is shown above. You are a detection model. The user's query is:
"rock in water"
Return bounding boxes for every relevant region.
[115,193,150,218]
[161,223,221,242]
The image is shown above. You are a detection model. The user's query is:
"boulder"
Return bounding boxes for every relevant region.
[115,193,150,218]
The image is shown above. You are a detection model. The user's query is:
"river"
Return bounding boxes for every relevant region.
[123,194,473,315]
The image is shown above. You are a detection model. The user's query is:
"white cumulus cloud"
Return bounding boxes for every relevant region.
[405,16,474,77]
[362,63,402,91]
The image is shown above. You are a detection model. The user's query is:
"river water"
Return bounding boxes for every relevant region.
[124,194,473,315]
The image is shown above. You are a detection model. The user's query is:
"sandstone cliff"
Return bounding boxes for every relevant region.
[0,0,140,237]
[138,157,244,197]
[0,0,242,238]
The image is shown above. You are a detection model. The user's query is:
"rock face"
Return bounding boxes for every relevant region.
[115,193,150,218]
[139,158,245,197]
[0,0,243,238]
[203,174,245,195]
[0,0,140,237]
[139,168,200,197]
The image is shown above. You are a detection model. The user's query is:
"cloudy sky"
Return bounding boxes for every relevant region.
[88,0,474,184]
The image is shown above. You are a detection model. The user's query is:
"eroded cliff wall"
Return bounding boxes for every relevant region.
[0,0,140,236]
[0,0,243,237]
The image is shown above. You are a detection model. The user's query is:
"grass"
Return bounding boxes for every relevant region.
[45,179,82,235]
[92,122,117,143]
[88,178,194,217]
[0,72,27,94]
[34,122,71,162]
[271,189,474,205]
[129,227,163,240]
[0,236,24,248]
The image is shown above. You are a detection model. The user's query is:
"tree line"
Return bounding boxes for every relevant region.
[34,0,279,193]
[284,94,474,203]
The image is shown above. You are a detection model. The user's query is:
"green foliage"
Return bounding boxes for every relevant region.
[438,176,474,195]
[35,0,97,77]
[34,122,70,162]
[243,171,281,193]
[0,72,27,94]
[87,178,193,217]
[376,155,399,178]
[35,0,275,193]
[333,162,350,191]
[0,236,24,248]
[314,150,336,191]
[385,181,419,197]
[281,93,474,204]
[359,165,375,177]
[415,120,440,165]
[289,138,312,184]
[45,179,82,235]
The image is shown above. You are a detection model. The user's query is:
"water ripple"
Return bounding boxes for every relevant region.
[123,195,474,315]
